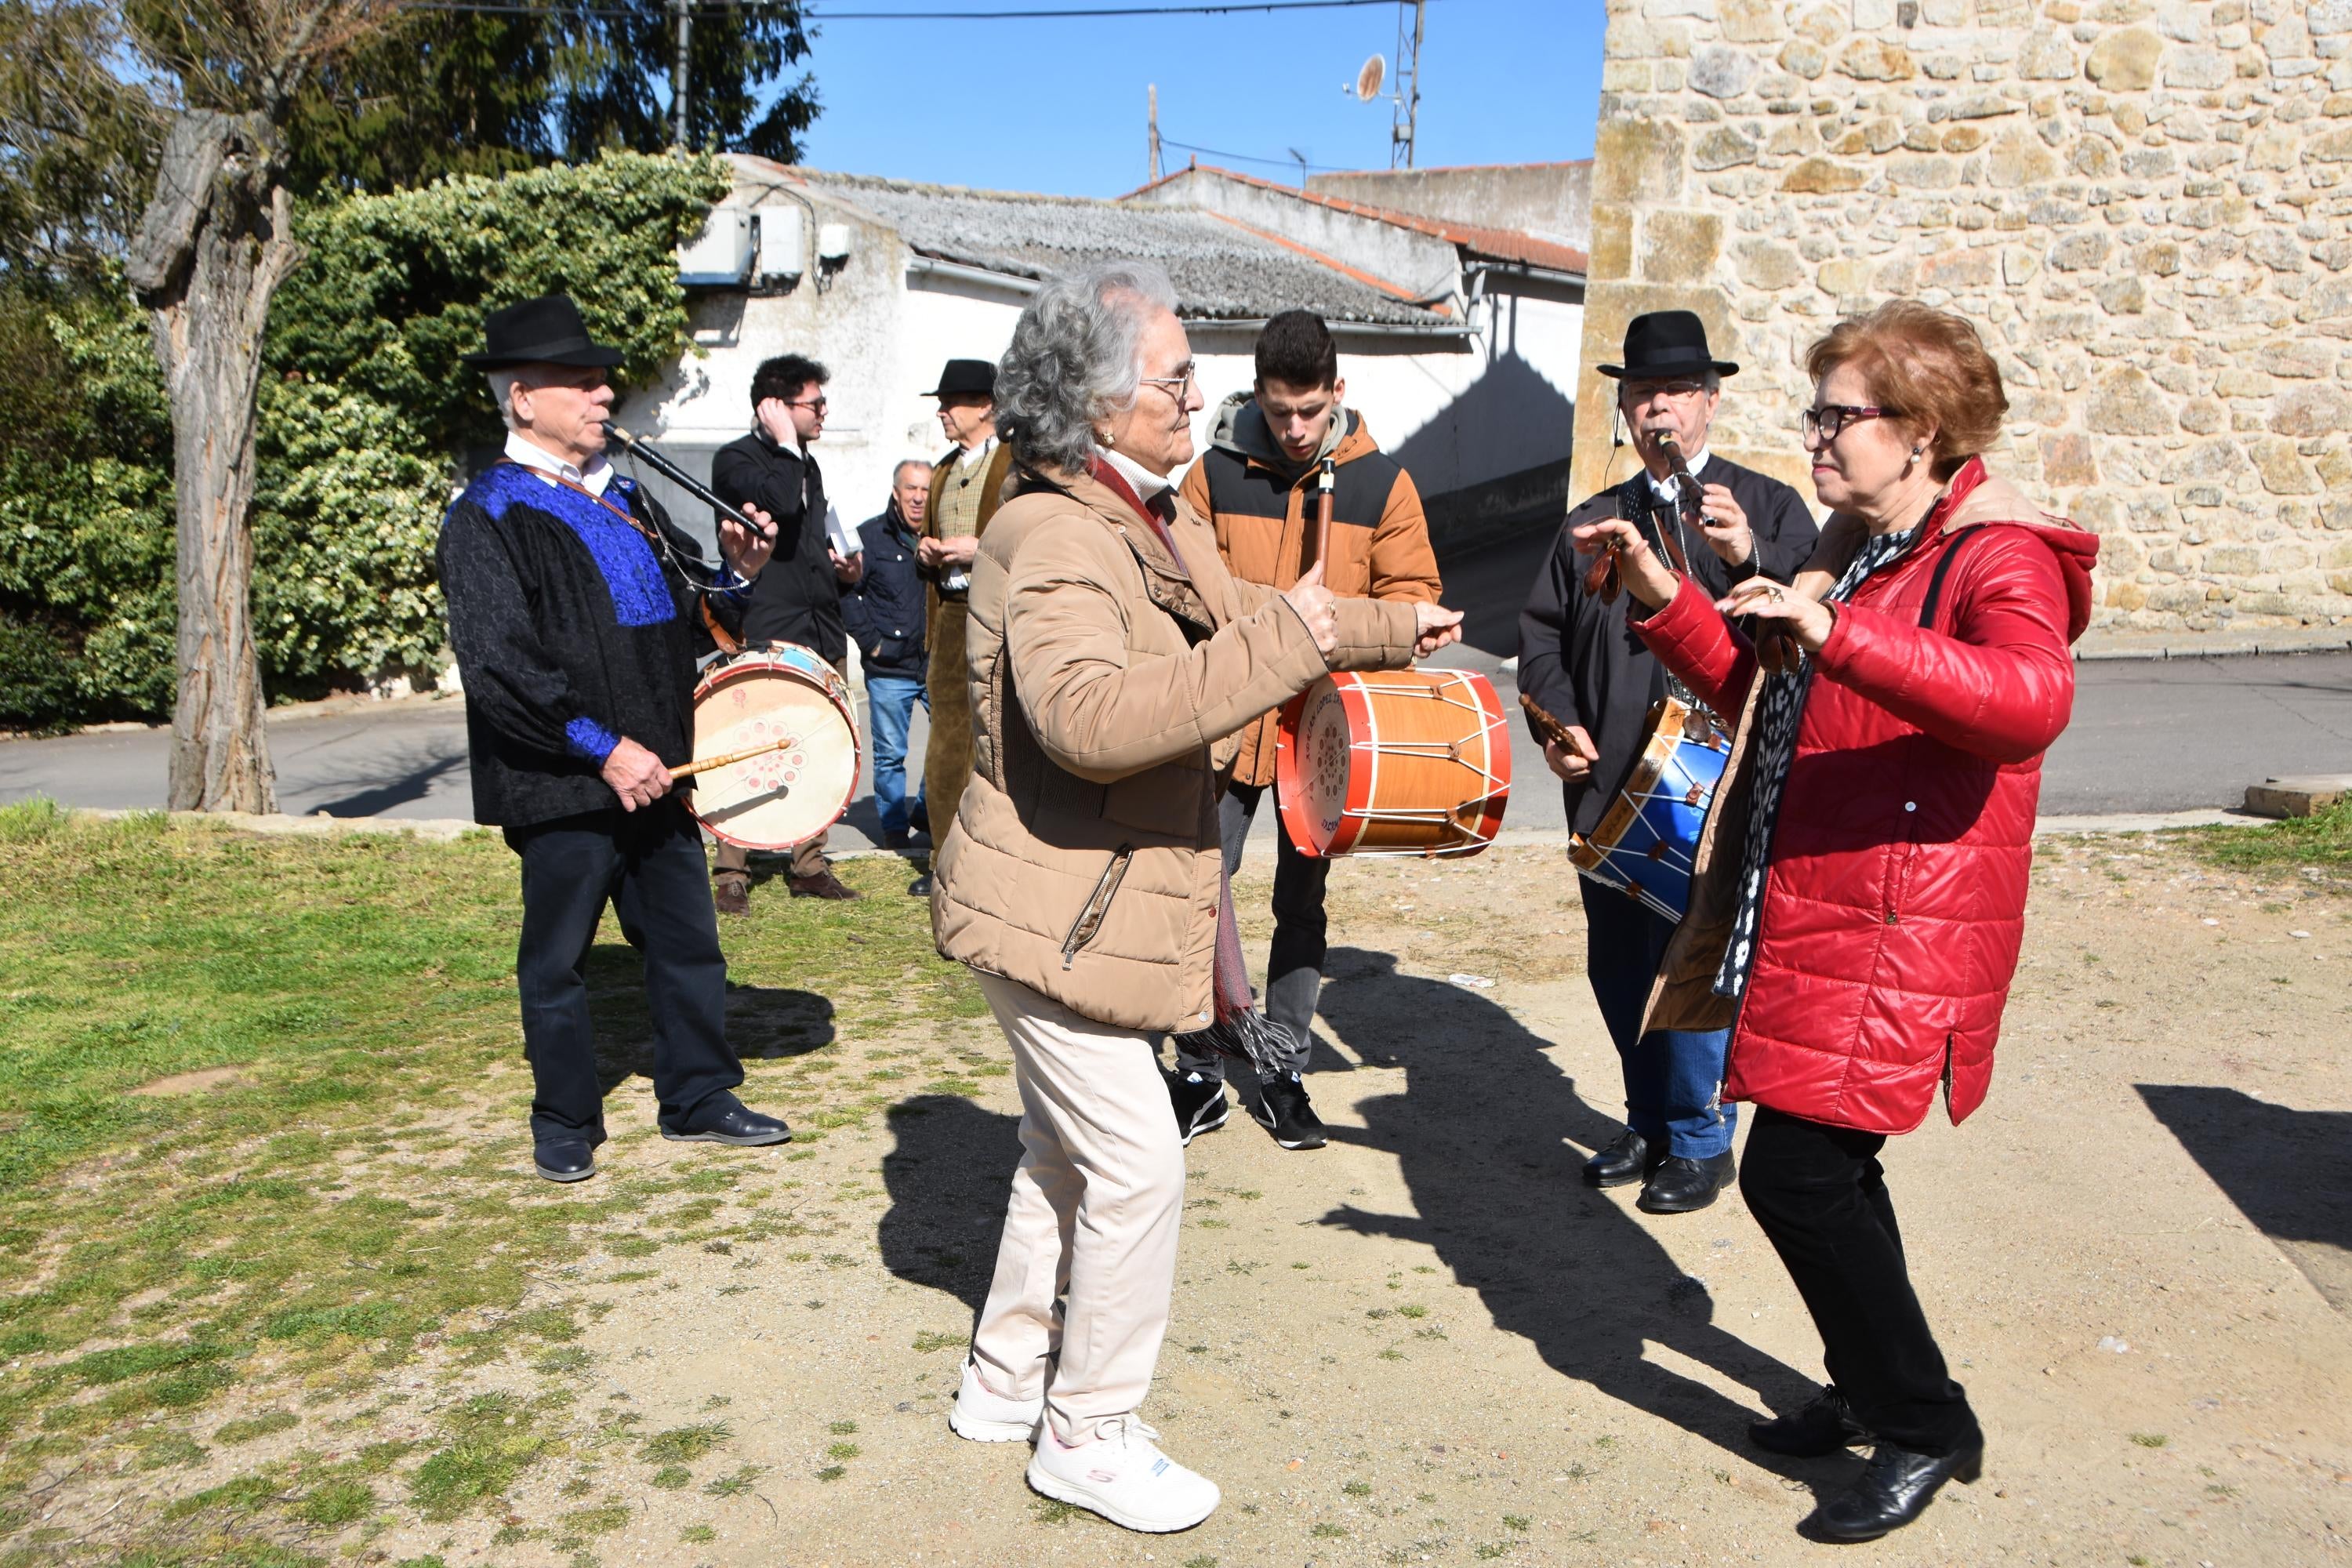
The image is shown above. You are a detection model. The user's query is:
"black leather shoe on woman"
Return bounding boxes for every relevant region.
[1749,1385,1871,1457]
[1802,1440,1983,1543]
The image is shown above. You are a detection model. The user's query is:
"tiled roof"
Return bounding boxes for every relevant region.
[1123,163,1591,277]
[794,170,1454,328]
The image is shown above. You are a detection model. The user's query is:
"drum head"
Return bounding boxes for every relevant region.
[1275,677,1357,857]
[690,652,858,851]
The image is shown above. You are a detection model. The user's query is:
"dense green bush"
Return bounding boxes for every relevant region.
[0,150,728,727]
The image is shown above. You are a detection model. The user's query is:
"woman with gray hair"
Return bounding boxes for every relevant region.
[931,262,1461,1531]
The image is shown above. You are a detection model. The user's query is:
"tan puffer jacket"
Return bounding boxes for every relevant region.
[931,465,1418,1033]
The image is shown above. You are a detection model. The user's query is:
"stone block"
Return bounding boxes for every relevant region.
[2245,775,2352,819]
[2086,29,2164,93]
[2020,29,2078,81]
[1590,204,1633,279]
[2088,365,2176,434]
[1692,125,1762,171]
[1919,245,1998,289]
[2179,397,2227,434]
[1641,210,1726,283]
[1692,45,1762,100]
[1854,0,1896,27]
[2004,245,2042,285]
[2203,543,2263,574]
[2165,48,2234,90]
[2096,275,2149,313]
[2051,231,2113,270]
[2315,1,2352,37]
[2275,384,2352,436]
[2072,137,2121,177]
[1886,154,1962,188]
[1780,156,1866,193]
[2041,430,2100,486]
[2107,580,2151,610]
[1989,131,2060,187]
[2121,148,2177,177]
[1595,117,1687,203]
[1734,239,1806,290]
[1818,259,1875,297]
[2133,239,2183,275]
[2309,126,2352,162]
[2249,436,2322,493]
[1779,38,1828,80]
[1941,125,1990,154]
[1719,0,1786,44]
[1837,39,1919,82]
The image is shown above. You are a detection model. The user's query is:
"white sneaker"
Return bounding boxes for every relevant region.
[1025,1417,1220,1533]
[948,1358,1042,1443]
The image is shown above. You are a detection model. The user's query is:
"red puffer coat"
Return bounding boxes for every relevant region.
[1635,461,2098,1135]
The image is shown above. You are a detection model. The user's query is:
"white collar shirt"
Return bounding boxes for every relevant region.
[1645,444,1711,507]
[506,431,615,496]
[956,434,999,473]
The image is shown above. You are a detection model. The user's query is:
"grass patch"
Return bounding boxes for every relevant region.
[2184,800,2352,883]
[640,1421,732,1465]
[216,1409,299,1444]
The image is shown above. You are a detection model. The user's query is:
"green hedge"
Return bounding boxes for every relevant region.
[0,150,728,728]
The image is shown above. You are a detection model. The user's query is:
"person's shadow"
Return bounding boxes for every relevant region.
[878,1093,1025,1316]
[581,945,836,1097]
[1316,946,1825,1475]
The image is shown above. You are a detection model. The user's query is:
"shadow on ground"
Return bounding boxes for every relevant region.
[879,1093,1022,1316]
[1316,946,1831,1478]
[2137,1083,2352,1311]
[577,944,837,1098]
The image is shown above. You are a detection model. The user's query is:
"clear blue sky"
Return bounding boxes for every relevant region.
[786,0,1606,198]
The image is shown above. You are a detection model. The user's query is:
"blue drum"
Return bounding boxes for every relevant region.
[1569,695,1731,925]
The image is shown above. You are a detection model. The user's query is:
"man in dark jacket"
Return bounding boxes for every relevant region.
[710,354,862,906]
[843,459,932,855]
[1519,310,1817,1215]
[438,294,794,1183]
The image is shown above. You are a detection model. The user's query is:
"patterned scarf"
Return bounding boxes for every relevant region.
[1085,458,1299,1079]
[1713,524,1921,1001]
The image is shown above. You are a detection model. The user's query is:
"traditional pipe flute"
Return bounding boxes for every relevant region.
[1313,456,1337,570]
[604,423,770,538]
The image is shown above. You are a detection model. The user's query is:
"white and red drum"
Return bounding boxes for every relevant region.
[686,644,860,851]
[1274,669,1512,859]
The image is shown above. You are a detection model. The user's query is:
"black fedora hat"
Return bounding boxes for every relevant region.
[925,358,996,399]
[1596,310,1738,380]
[463,294,625,371]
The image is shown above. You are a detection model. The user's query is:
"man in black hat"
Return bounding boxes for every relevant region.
[438,293,796,1183]
[914,357,1012,895]
[1519,309,1818,1215]
[710,353,862,908]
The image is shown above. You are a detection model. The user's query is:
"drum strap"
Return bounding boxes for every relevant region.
[509,460,744,655]
[1915,525,1987,631]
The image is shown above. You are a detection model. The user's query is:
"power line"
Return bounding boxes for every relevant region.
[397,0,1415,18]
[1158,136,1353,173]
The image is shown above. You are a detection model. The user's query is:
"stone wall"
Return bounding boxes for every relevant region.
[1577,0,2352,634]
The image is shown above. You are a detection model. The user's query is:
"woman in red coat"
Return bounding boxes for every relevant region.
[1576,301,2098,1544]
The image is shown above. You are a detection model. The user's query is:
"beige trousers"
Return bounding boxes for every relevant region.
[970,971,1185,1446]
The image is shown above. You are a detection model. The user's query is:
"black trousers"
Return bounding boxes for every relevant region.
[503,802,744,1146]
[1738,1105,1981,1456]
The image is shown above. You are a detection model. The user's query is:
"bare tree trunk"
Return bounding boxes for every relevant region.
[128,111,299,814]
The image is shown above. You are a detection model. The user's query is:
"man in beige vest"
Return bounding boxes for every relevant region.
[915,357,1013,897]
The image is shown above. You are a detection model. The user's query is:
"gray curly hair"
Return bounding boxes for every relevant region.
[995,260,1181,474]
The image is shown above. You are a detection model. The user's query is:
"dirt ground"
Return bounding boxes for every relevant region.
[110,834,2352,1566]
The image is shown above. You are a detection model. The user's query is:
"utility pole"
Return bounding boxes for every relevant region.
[1392,0,1424,169]
[1148,84,1162,182]
[672,0,691,147]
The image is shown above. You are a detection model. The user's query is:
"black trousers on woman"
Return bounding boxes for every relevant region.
[1737,1105,1982,1456]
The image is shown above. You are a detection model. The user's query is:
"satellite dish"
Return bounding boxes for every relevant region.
[1355,53,1386,101]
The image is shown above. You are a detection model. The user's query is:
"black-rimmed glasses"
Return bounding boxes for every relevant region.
[1801,404,1891,444]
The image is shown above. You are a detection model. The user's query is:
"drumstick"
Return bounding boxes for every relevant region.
[671,731,800,780]
[1519,693,1582,750]
[1312,457,1335,572]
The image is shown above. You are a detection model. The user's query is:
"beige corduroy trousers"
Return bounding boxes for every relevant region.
[969,971,1186,1446]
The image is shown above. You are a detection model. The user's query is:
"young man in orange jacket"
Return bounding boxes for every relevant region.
[1167,310,1443,1150]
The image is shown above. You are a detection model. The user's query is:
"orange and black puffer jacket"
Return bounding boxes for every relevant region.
[1177,397,1442,786]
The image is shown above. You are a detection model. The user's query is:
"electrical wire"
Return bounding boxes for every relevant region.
[1156,136,1354,173]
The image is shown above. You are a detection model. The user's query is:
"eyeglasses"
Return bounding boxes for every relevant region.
[786,396,829,412]
[1138,363,1196,400]
[1622,379,1710,403]
[1802,404,1891,444]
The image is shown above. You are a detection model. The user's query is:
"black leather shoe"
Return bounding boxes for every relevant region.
[1803,1440,1983,1543]
[662,1099,792,1147]
[534,1138,597,1183]
[1751,1385,1871,1457]
[1637,1149,1735,1213]
[1582,1129,1655,1188]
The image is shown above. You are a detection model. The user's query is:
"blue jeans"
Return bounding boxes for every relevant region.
[1578,876,1736,1158]
[866,673,927,838]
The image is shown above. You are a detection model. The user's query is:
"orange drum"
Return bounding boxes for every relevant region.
[1274,669,1511,858]
[687,644,860,851]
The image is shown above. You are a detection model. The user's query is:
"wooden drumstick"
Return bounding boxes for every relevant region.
[671,731,800,780]
[1312,456,1335,572]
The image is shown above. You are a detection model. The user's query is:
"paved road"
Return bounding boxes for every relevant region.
[5,532,2349,842]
